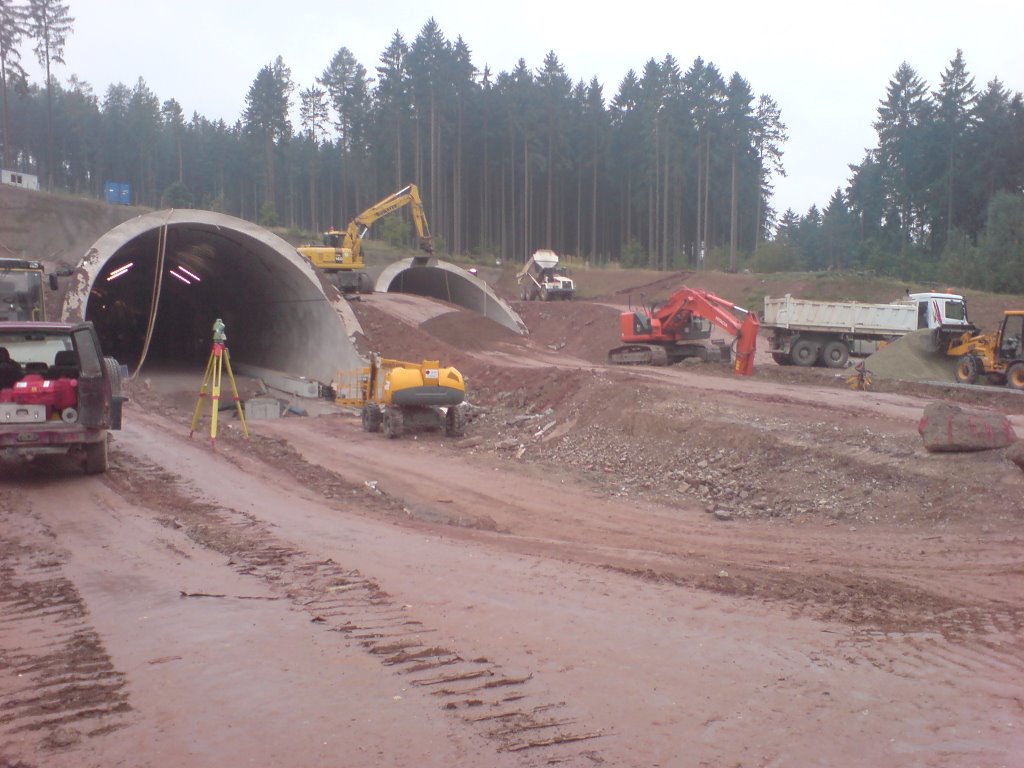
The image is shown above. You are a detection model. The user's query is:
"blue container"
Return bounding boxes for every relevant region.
[103,181,132,205]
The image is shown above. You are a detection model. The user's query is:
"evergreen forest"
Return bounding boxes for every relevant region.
[1,3,1023,291]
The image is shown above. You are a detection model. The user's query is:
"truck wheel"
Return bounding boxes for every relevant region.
[1006,362,1024,390]
[790,339,818,367]
[383,408,404,438]
[954,354,980,385]
[361,403,382,432]
[83,438,108,474]
[820,341,849,369]
[445,405,466,437]
[771,353,793,366]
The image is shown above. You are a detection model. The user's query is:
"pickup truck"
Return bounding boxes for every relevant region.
[0,321,125,473]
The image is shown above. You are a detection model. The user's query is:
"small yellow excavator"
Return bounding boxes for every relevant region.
[297,184,433,295]
[335,352,467,438]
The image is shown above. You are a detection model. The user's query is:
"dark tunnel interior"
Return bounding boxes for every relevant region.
[86,228,224,369]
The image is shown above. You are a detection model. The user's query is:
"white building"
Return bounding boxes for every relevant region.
[1,170,40,191]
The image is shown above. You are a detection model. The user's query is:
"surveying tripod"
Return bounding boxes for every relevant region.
[190,319,250,445]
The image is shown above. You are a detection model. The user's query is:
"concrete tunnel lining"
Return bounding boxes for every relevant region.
[62,209,365,387]
[376,259,528,335]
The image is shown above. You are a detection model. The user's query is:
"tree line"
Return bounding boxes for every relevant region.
[1,5,1022,292]
[761,50,1024,293]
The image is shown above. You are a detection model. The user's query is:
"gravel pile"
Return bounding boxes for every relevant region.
[864,329,958,383]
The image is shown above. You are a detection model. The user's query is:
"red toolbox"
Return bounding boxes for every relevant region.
[0,375,79,413]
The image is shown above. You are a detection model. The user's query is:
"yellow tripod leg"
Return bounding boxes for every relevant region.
[189,350,217,438]
[222,349,250,438]
[209,346,223,445]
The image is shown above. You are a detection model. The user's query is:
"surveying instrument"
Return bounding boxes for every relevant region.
[190,318,249,445]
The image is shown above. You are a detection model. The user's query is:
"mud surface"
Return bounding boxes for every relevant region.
[3,288,1024,767]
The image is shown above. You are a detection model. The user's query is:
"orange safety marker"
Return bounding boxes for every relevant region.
[189,319,250,445]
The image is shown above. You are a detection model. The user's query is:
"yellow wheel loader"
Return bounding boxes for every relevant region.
[947,310,1024,388]
[335,353,467,438]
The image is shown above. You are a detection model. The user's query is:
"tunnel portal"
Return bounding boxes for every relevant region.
[60,211,526,389]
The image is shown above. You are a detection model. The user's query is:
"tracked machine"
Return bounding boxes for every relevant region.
[607,286,759,375]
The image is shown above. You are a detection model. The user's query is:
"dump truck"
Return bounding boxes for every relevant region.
[335,352,468,439]
[764,292,974,368]
[517,249,575,301]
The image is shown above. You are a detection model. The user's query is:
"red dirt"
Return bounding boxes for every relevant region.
[4,286,1024,768]
[2,185,1024,767]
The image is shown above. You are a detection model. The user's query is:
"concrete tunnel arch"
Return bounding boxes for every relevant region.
[376,259,527,335]
[61,209,364,387]
[59,210,527,389]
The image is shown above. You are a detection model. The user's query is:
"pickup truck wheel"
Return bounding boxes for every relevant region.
[790,339,818,367]
[955,354,980,385]
[83,438,108,474]
[1006,362,1024,390]
[820,341,849,369]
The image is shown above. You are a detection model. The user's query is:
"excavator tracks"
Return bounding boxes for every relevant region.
[607,344,669,366]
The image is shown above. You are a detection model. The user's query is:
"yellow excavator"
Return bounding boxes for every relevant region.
[334,352,467,439]
[297,184,434,295]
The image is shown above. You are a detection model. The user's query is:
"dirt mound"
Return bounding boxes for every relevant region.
[865,329,958,383]
[420,310,525,352]
[511,300,622,364]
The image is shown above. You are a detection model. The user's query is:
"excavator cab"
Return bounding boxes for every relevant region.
[999,314,1024,361]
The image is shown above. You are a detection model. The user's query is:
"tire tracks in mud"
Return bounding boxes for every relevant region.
[0,503,132,762]
[102,453,606,764]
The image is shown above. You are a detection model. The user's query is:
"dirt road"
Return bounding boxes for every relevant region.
[3,350,1022,767]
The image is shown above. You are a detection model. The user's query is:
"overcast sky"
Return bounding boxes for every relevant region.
[18,0,1024,217]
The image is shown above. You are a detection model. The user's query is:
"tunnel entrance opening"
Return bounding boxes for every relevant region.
[86,228,222,371]
[67,210,366,388]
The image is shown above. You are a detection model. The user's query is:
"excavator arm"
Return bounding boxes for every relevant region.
[346,184,434,266]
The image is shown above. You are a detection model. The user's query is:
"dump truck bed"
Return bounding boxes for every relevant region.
[763,295,918,335]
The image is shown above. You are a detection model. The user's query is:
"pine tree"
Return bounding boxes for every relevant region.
[0,0,28,168]
[25,0,72,188]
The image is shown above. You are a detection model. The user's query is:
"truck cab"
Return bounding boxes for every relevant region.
[907,292,973,333]
[0,258,59,321]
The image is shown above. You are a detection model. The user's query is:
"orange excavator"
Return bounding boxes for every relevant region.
[607,287,759,375]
